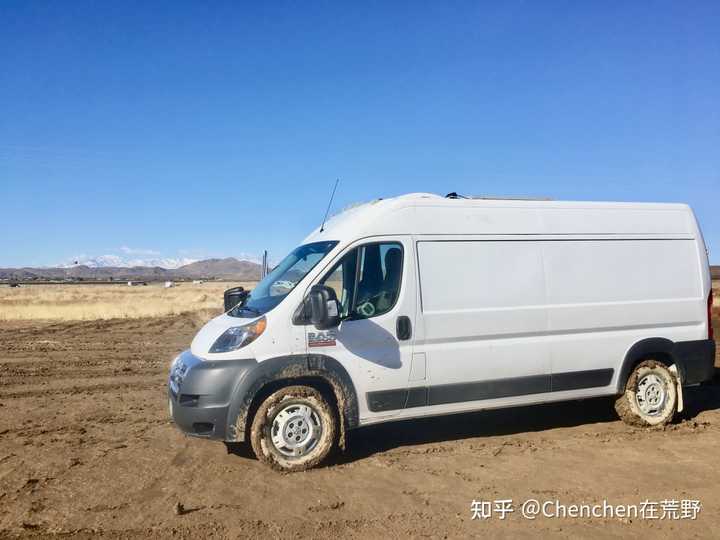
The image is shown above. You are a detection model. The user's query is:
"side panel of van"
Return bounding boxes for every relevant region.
[543,238,704,387]
[416,239,552,403]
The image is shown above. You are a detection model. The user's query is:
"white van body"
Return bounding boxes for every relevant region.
[169,193,715,444]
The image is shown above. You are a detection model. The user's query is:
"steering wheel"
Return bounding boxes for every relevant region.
[355,291,388,318]
[356,301,376,317]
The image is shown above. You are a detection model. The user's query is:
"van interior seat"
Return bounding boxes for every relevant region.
[383,247,402,298]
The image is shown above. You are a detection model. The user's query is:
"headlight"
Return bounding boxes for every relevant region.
[170,354,181,369]
[209,317,267,353]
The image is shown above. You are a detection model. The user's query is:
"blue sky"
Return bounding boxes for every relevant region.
[1,1,718,267]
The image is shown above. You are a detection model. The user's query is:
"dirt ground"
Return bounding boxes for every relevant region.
[1,311,719,539]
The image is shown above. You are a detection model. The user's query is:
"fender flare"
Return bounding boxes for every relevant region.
[225,353,359,446]
[616,337,684,393]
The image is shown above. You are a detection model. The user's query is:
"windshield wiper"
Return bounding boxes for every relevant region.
[239,305,261,315]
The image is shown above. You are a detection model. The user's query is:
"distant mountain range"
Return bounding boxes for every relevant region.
[0,257,262,282]
[2,261,717,283]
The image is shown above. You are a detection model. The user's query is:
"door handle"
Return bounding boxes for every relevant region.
[396,315,412,341]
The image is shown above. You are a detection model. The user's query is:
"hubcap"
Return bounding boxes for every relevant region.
[270,403,322,458]
[635,373,667,416]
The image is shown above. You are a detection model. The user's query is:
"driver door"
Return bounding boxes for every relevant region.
[307,237,418,421]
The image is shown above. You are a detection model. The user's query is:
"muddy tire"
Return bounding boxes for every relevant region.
[615,360,677,427]
[250,385,337,472]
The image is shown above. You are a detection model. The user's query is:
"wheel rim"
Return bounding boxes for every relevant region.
[635,373,668,416]
[270,402,323,458]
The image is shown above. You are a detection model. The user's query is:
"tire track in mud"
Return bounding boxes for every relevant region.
[0,311,209,342]
[2,417,169,441]
[0,352,174,364]
[0,317,195,403]
[0,379,163,400]
[0,367,163,388]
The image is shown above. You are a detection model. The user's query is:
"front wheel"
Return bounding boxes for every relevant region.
[615,360,678,427]
[250,385,337,472]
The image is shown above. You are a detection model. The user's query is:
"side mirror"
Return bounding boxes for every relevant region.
[308,285,341,330]
[224,286,249,312]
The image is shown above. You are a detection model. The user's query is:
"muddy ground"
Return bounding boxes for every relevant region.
[1,312,719,539]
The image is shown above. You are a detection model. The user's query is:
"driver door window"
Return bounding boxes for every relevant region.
[321,242,403,320]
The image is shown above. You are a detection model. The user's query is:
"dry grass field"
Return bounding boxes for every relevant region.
[0,282,257,321]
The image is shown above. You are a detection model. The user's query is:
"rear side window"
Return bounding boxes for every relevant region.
[321,242,403,319]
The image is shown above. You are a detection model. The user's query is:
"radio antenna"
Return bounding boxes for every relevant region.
[320,178,339,232]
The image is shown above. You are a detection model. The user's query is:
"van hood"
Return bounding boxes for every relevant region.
[190,313,256,358]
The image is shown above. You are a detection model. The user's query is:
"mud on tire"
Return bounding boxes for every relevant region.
[250,385,337,472]
[614,360,678,427]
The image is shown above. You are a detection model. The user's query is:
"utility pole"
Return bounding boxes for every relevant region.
[261,250,269,279]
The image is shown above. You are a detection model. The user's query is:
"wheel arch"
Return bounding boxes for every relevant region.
[616,337,682,393]
[226,354,359,449]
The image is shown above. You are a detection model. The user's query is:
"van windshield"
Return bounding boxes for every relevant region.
[228,241,338,318]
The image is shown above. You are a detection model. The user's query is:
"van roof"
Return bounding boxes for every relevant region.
[303,192,696,244]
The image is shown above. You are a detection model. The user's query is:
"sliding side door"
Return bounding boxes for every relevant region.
[416,239,552,410]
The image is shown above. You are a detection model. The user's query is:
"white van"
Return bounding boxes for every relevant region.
[168,193,715,471]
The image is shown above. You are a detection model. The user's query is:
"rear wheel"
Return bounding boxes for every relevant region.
[615,360,677,427]
[250,385,336,472]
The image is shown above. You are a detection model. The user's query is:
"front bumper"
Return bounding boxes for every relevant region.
[168,350,257,440]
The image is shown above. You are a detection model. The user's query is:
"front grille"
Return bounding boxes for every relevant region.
[179,394,199,407]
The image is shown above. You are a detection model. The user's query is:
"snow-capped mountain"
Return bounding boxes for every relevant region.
[60,255,198,269]
[58,251,266,270]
